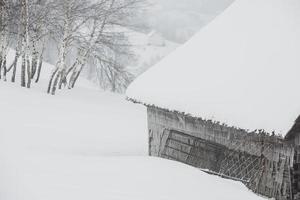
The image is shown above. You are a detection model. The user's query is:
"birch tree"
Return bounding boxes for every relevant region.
[20,0,31,88]
[1,0,51,84]
[0,0,9,81]
[64,0,142,92]
[66,0,116,90]
[47,0,99,94]
[29,0,52,83]
[0,0,145,94]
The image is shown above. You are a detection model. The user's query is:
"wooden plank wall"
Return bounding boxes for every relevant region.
[147,106,294,200]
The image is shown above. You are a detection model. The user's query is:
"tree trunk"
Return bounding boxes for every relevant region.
[68,64,83,89]
[11,52,19,83]
[51,70,62,95]
[21,53,26,87]
[0,2,3,81]
[35,57,43,83]
[47,68,59,94]
[31,59,38,79]
[10,27,22,82]
[58,69,66,89]
[31,41,38,79]
[68,70,76,89]
[35,39,45,83]
[69,70,81,89]
[0,56,2,79]
[26,56,31,88]
[21,0,31,88]
[2,56,6,81]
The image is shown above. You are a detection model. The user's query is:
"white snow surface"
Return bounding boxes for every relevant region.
[0,52,263,199]
[127,29,179,75]
[127,0,300,135]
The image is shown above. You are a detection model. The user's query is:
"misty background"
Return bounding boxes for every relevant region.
[44,0,234,87]
[142,0,234,43]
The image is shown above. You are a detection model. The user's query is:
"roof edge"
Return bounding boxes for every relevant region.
[126,97,285,138]
[284,115,300,140]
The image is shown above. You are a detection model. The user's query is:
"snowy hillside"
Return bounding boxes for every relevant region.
[0,53,263,199]
[0,81,263,200]
[121,29,179,76]
[144,0,234,43]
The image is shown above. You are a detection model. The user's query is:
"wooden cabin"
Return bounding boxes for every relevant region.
[141,105,295,200]
[126,0,300,199]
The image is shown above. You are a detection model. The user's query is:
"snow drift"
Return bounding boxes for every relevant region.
[0,81,263,200]
[0,55,263,199]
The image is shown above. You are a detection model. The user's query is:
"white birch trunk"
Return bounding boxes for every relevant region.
[35,38,46,83]
[48,1,71,94]
[68,0,116,88]
[24,0,31,88]
[0,1,8,80]
[20,0,31,88]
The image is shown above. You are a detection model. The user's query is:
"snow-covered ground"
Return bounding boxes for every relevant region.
[0,82,147,157]
[1,155,264,200]
[0,49,263,199]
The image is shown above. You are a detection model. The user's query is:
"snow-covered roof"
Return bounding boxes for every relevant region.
[126,0,300,135]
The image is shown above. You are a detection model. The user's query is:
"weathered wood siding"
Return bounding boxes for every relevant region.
[147,106,294,200]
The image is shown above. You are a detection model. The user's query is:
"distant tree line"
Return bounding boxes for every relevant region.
[0,0,143,94]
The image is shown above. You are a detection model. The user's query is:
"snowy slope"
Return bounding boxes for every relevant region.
[0,74,148,158]
[127,0,300,134]
[0,53,263,199]
[126,29,179,75]
[146,0,234,43]
[1,155,264,200]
